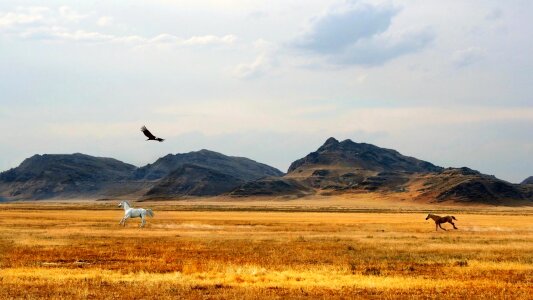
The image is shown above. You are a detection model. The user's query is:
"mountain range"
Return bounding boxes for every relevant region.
[0,150,282,201]
[231,138,533,205]
[0,138,531,205]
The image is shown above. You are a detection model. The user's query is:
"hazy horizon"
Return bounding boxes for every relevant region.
[1,1,532,183]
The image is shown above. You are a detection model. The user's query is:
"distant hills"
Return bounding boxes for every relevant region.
[0,150,283,200]
[522,176,533,185]
[144,164,245,199]
[233,138,533,205]
[134,149,282,181]
[288,137,442,174]
[0,153,136,200]
[0,138,531,205]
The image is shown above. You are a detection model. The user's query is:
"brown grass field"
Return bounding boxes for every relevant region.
[0,198,532,299]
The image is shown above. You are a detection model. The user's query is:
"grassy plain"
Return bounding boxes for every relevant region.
[0,198,532,299]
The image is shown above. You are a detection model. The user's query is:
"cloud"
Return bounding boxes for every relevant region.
[181,34,237,46]
[296,3,397,54]
[0,6,236,48]
[293,2,433,66]
[96,16,113,27]
[485,8,503,21]
[234,54,274,79]
[234,39,278,79]
[248,10,268,20]
[58,6,87,22]
[17,25,236,47]
[452,47,485,68]
[0,7,49,29]
[20,26,116,42]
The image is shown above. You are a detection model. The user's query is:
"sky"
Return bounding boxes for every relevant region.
[0,0,532,183]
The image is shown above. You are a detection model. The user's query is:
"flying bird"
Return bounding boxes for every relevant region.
[141,126,164,142]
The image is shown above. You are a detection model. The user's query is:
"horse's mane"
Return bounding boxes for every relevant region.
[122,200,132,207]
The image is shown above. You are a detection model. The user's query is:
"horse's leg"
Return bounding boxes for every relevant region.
[438,223,447,231]
[123,216,130,227]
[140,215,145,228]
[450,221,458,229]
[119,216,128,226]
[435,222,438,231]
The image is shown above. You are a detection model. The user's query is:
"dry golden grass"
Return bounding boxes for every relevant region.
[0,200,532,299]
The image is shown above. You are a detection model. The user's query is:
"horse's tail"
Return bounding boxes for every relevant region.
[452,216,457,220]
[146,209,154,218]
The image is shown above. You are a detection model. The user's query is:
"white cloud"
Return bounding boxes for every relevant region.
[0,7,49,29]
[234,38,278,79]
[144,34,237,47]
[20,27,236,47]
[182,34,236,45]
[58,6,87,22]
[485,8,503,21]
[0,6,236,48]
[234,54,274,79]
[20,26,115,42]
[96,16,113,27]
[355,74,367,84]
[452,47,485,68]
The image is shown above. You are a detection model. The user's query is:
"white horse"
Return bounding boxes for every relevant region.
[118,201,154,228]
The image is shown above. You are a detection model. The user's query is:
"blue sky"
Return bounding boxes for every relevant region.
[0,0,532,183]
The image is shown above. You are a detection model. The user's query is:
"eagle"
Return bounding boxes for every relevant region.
[141,126,164,142]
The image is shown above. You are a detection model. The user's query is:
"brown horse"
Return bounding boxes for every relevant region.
[426,213,458,231]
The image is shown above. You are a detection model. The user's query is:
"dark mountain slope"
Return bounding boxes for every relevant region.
[522,176,533,185]
[414,168,532,205]
[288,137,442,174]
[229,177,313,197]
[0,153,136,199]
[0,150,285,201]
[134,149,283,181]
[143,164,245,198]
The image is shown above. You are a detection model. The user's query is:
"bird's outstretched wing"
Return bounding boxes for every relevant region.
[141,126,156,139]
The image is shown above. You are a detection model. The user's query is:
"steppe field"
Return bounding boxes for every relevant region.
[0,197,532,299]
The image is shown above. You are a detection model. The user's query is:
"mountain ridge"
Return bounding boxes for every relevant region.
[0,153,137,200]
[288,137,442,174]
[143,163,245,199]
[233,138,532,205]
[0,150,283,201]
[0,140,531,205]
[134,149,283,181]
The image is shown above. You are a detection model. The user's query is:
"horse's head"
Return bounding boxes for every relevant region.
[118,201,131,208]
[425,214,431,220]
